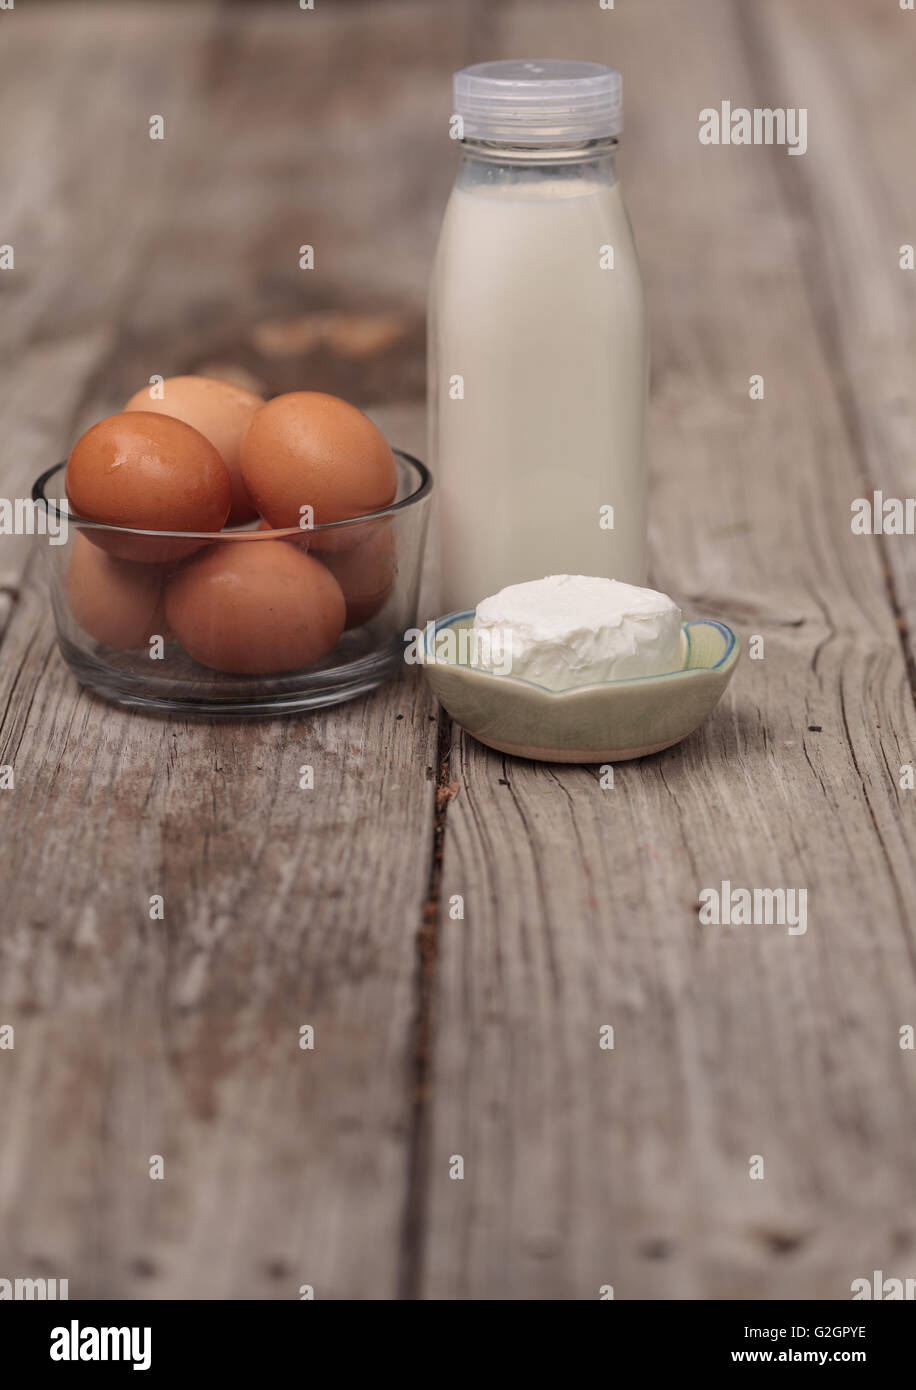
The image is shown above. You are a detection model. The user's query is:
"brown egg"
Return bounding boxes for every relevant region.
[66,412,232,562]
[240,392,397,536]
[66,531,165,649]
[164,539,346,674]
[124,376,264,525]
[312,520,396,628]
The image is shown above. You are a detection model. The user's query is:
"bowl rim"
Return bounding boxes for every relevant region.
[31,448,432,541]
[422,612,739,694]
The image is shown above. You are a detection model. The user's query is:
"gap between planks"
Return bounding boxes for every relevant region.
[397,709,454,1298]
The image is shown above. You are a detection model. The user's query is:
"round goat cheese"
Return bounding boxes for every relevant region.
[471,574,683,690]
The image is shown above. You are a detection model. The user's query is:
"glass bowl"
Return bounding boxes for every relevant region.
[32,450,431,716]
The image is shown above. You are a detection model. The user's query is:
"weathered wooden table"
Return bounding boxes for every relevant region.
[1,0,915,1301]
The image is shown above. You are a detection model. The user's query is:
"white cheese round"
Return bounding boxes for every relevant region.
[471,574,683,690]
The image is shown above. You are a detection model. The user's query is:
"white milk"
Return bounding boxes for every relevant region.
[429,171,648,614]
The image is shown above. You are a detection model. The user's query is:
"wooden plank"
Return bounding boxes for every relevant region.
[0,0,453,1298]
[0,573,439,1298]
[419,0,916,1299]
[58,0,471,424]
[743,0,916,667]
[0,3,222,618]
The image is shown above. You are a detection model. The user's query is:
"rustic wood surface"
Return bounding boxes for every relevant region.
[1,0,915,1301]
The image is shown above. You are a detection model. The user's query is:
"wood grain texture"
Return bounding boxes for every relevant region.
[0,2,223,619]
[745,0,916,667]
[0,0,914,1302]
[0,574,439,1298]
[0,3,444,1300]
[419,0,916,1300]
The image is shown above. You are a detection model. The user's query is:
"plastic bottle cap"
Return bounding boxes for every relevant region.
[453,59,623,145]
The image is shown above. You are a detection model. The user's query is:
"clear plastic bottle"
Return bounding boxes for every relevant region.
[429,60,648,614]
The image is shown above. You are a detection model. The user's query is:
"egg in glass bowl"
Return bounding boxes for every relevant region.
[32,382,431,715]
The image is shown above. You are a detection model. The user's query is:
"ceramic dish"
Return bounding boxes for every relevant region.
[420,611,740,762]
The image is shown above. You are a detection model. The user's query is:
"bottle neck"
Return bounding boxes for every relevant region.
[457,134,619,167]
[456,137,619,195]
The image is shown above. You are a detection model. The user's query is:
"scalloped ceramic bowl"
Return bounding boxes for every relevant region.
[420,611,740,763]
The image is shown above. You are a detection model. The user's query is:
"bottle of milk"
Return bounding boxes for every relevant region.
[429,60,648,614]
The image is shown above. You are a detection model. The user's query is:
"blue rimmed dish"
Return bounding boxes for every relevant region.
[420,611,740,763]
